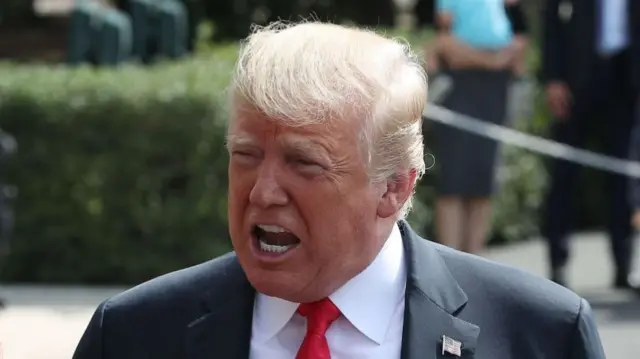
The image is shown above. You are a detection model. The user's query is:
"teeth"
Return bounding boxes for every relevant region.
[259,240,295,253]
[257,224,289,233]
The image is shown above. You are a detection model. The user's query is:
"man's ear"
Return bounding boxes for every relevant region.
[377,169,417,218]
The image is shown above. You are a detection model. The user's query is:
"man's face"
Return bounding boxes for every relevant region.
[227,110,386,302]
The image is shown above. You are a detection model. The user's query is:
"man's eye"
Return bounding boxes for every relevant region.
[233,151,255,157]
[231,152,261,165]
[296,159,318,167]
[293,159,325,176]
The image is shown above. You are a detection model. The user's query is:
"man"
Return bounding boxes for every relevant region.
[73,21,605,359]
[540,0,640,290]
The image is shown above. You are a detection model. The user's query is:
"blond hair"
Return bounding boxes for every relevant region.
[229,21,428,218]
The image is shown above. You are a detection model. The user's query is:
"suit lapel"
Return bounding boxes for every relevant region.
[185,256,255,359]
[182,224,479,359]
[398,221,480,359]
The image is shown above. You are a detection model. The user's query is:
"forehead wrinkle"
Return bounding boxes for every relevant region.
[279,134,344,164]
[281,136,324,152]
[227,115,355,162]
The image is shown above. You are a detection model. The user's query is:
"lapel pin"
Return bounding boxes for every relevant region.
[442,335,462,357]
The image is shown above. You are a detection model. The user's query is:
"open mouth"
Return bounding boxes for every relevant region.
[252,224,301,254]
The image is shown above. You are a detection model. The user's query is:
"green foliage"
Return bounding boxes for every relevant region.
[1,30,548,284]
[0,57,236,284]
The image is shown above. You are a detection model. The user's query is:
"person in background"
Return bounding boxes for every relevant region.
[504,0,535,124]
[425,0,529,77]
[628,106,640,229]
[541,0,640,292]
[426,0,533,120]
[504,0,528,79]
[426,0,515,254]
[424,4,513,75]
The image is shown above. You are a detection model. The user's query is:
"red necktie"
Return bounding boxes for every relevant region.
[296,298,341,359]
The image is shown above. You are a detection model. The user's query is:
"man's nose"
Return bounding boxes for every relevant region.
[249,162,288,207]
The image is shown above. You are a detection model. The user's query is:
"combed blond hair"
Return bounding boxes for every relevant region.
[229,21,428,218]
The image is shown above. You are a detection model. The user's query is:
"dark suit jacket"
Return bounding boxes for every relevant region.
[72,222,605,359]
[628,117,640,209]
[541,0,640,95]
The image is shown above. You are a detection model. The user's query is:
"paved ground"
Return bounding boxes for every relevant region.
[1,232,639,359]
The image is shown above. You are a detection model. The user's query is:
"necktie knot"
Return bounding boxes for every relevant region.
[296,298,340,359]
[297,298,341,335]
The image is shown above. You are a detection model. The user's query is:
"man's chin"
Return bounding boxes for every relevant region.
[246,269,339,303]
[247,273,303,300]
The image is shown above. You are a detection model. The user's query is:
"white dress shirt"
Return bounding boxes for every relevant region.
[598,0,629,55]
[249,224,406,359]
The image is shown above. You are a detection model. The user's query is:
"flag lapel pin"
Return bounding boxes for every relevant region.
[441,335,462,357]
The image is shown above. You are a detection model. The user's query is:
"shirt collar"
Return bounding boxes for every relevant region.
[252,223,406,344]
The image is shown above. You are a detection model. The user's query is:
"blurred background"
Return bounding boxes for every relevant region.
[0,0,638,358]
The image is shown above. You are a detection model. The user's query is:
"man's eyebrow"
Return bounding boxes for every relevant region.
[225,134,258,149]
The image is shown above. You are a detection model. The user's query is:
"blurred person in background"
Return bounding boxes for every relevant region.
[426,0,521,254]
[541,0,640,292]
[627,104,640,235]
[504,0,535,124]
[504,0,529,79]
[425,0,528,78]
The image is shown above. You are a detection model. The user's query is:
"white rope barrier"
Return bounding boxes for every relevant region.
[423,104,640,178]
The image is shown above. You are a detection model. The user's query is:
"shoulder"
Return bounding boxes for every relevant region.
[434,242,584,321]
[72,252,247,357]
[101,251,241,315]
[434,245,606,357]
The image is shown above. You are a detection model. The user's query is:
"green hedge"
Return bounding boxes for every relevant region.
[0,37,549,284]
[0,48,241,284]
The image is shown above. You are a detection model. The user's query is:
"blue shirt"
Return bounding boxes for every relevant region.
[597,0,629,54]
[437,0,513,50]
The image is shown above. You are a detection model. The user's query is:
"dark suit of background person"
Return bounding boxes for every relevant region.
[72,221,606,359]
[628,112,640,227]
[541,0,640,290]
